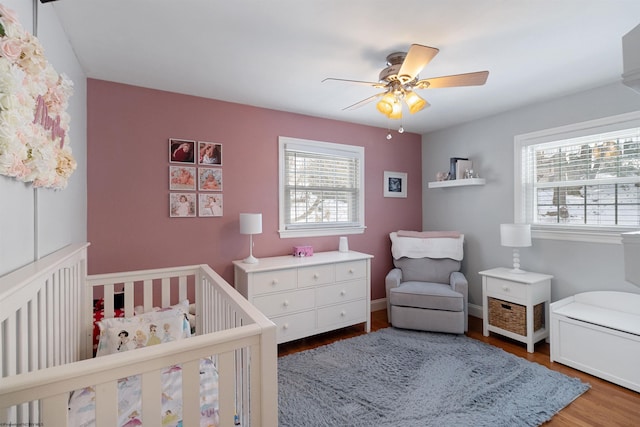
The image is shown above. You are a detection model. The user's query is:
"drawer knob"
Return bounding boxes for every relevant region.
[283,300,289,307]
[283,323,289,330]
[340,310,346,317]
[313,273,319,279]
[349,269,354,274]
[502,285,510,292]
[340,290,346,296]
[271,279,278,285]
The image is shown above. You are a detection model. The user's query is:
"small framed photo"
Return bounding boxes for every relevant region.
[199,193,223,217]
[169,193,196,217]
[169,138,196,164]
[384,171,407,198]
[198,141,222,165]
[199,168,222,191]
[169,166,196,190]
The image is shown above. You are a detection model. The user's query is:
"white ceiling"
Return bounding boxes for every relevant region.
[51,0,640,135]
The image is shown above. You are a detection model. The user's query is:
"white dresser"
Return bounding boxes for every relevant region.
[234,251,373,344]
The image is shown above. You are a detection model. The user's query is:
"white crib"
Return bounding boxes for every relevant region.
[0,243,278,426]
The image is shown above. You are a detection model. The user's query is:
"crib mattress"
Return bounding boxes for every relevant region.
[68,358,219,427]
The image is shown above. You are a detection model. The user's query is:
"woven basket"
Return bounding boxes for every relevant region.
[488,297,543,336]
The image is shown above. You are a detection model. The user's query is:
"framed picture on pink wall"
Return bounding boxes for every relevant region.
[384,171,407,198]
[198,141,222,166]
[199,194,223,217]
[169,193,196,217]
[199,168,222,191]
[169,138,196,164]
[169,166,196,190]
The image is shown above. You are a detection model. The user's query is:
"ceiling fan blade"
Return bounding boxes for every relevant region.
[415,71,489,89]
[342,93,385,111]
[322,77,387,89]
[398,44,439,81]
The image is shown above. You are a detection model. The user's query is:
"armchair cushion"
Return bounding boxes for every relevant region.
[393,257,461,283]
[389,281,464,312]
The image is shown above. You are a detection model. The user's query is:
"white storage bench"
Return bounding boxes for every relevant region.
[550,291,640,392]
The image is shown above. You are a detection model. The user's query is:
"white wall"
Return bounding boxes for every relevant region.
[422,82,640,309]
[0,1,86,276]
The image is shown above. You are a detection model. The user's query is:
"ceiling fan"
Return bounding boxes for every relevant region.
[323,44,489,120]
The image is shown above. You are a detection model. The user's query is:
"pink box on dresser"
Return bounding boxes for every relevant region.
[293,245,313,257]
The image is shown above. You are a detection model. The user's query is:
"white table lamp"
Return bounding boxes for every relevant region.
[240,213,262,264]
[500,223,531,273]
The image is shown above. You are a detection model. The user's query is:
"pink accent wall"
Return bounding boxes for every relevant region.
[87,79,422,300]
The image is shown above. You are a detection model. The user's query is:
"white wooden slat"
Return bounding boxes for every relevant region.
[95,381,118,426]
[217,351,235,426]
[38,289,46,370]
[124,281,135,317]
[144,279,153,312]
[179,275,187,302]
[181,359,200,427]
[249,343,261,426]
[43,393,68,426]
[61,268,69,364]
[17,305,27,375]
[28,300,37,372]
[51,275,60,367]
[103,284,114,319]
[16,401,28,424]
[161,277,171,308]
[141,370,162,426]
[6,315,16,377]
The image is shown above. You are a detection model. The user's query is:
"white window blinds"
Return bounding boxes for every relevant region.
[278,137,365,237]
[520,125,640,228]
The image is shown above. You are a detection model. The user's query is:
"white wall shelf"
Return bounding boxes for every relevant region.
[428,178,486,188]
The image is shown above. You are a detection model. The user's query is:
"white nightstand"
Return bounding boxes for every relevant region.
[479,267,553,353]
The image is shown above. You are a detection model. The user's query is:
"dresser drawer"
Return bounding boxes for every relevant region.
[317,300,366,329]
[253,288,314,317]
[316,279,366,307]
[272,311,316,344]
[335,260,367,282]
[486,277,527,300]
[298,264,334,287]
[252,269,297,295]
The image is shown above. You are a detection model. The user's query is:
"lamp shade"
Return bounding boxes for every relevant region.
[240,213,262,235]
[404,91,427,114]
[500,224,531,247]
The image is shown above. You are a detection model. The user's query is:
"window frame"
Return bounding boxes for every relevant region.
[278,136,366,239]
[514,111,640,244]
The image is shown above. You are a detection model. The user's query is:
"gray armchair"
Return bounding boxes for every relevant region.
[386,256,468,334]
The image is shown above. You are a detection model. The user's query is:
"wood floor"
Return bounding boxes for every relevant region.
[278,310,640,426]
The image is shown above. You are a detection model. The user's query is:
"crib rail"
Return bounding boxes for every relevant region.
[0,244,277,427]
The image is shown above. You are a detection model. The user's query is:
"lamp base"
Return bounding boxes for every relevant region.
[508,267,527,274]
[243,255,258,264]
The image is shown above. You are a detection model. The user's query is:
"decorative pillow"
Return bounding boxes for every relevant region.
[95,300,191,357]
[98,312,185,356]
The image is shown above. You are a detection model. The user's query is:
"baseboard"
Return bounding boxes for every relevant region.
[371,298,387,312]
[468,303,482,318]
[373,298,483,319]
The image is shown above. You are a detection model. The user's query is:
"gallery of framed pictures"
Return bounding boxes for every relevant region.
[168,138,223,218]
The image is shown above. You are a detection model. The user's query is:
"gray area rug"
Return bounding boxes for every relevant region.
[278,328,589,426]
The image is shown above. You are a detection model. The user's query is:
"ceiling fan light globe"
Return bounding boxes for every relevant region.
[405,91,427,114]
[376,93,396,116]
[388,100,402,119]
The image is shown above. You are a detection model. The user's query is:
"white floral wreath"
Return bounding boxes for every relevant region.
[0,4,75,190]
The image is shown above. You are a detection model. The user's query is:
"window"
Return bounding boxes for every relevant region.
[515,111,640,243]
[278,137,365,238]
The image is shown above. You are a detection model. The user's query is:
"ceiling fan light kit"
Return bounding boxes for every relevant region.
[324,43,489,125]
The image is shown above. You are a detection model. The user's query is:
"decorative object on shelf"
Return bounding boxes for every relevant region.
[448,157,468,180]
[383,171,407,198]
[436,171,448,181]
[0,5,75,189]
[338,236,349,252]
[500,223,532,273]
[293,245,313,257]
[240,213,262,264]
[456,159,473,180]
